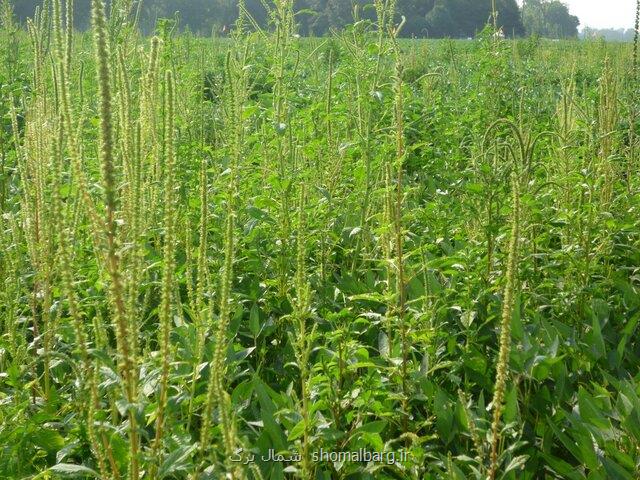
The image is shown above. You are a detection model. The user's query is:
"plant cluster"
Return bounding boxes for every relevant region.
[0,1,639,479]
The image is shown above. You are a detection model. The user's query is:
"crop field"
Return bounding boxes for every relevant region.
[1,0,640,479]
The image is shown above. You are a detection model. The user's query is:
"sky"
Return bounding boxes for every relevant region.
[517,0,638,30]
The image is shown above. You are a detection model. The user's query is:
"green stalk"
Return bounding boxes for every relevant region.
[488,173,521,480]
[151,69,178,475]
[187,151,210,428]
[90,1,138,477]
[634,0,639,79]
[200,49,246,480]
[292,183,315,478]
[392,30,409,434]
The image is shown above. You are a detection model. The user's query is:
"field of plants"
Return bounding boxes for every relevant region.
[1,0,640,479]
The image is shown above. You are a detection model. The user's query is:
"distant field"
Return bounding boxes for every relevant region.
[1,1,639,479]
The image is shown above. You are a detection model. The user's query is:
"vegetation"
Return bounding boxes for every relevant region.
[521,0,579,38]
[0,0,639,479]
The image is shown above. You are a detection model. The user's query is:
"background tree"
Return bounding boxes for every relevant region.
[522,0,579,38]
[424,0,523,37]
[399,0,434,37]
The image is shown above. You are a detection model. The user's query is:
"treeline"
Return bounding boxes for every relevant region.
[10,0,581,38]
[522,0,579,39]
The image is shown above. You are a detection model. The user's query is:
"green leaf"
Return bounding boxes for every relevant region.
[540,453,584,480]
[578,388,610,430]
[253,377,287,451]
[546,417,583,464]
[355,420,386,434]
[504,386,518,424]
[360,432,384,451]
[247,206,275,223]
[602,458,633,480]
[349,292,387,304]
[231,380,254,404]
[511,293,523,340]
[435,389,455,444]
[108,431,128,471]
[465,182,484,194]
[588,309,606,360]
[232,346,256,362]
[249,303,261,337]
[287,420,305,441]
[419,354,429,376]
[47,464,100,477]
[158,444,197,478]
[378,331,390,358]
[502,454,529,475]
[33,428,65,453]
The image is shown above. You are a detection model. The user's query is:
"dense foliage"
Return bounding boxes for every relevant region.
[1,0,640,479]
[521,0,579,38]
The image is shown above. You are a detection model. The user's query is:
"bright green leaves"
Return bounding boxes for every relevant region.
[31,428,65,455]
[41,464,101,478]
[434,389,457,445]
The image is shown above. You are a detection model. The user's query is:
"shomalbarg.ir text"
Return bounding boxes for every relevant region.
[230,448,410,465]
